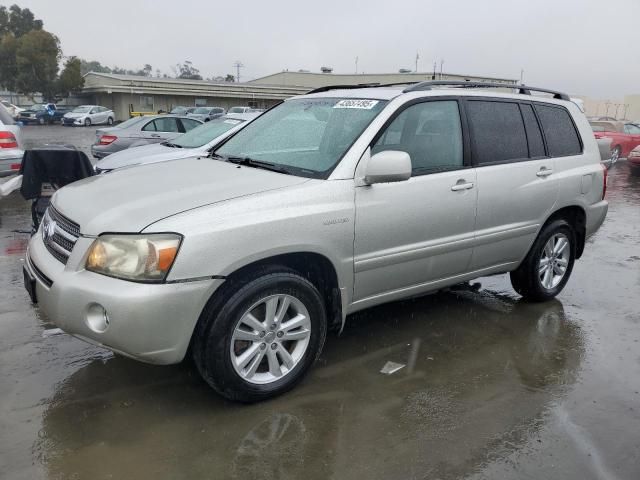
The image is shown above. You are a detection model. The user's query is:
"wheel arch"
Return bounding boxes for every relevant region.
[543,205,587,258]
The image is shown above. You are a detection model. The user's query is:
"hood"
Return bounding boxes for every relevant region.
[95,143,186,170]
[52,156,309,235]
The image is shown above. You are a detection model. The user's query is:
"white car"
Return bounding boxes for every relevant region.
[62,105,115,127]
[0,103,24,177]
[1,100,25,119]
[94,113,260,173]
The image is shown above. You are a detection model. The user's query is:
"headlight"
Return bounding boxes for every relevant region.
[86,233,182,282]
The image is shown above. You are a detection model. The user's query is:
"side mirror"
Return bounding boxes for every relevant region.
[364,150,412,185]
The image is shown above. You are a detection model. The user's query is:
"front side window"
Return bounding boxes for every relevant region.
[215,97,387,178]
[467,100,528,165]
[373,100,463,173]
[174,118,243,148]
[193,107,210,114]
[73,106,92,113]
[534,105,582,157]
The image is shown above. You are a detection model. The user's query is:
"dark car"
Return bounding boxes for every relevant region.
[19,103,70,125]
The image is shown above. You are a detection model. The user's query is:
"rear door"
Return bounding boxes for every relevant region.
[354,99,477,302]
[466,99,559,271]
[140,117,181,143]
[623,123,640,155]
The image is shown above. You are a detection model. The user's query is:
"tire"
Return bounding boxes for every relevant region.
[192,268,327,403]
[84,118,91,127]
[107,117,114,125]
[611,146,621,165]
[38,117,45,125]
[510,219,576,302]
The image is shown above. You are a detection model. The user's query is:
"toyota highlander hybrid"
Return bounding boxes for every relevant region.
[24,81,608,402]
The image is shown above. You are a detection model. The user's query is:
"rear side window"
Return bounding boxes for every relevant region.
[534,105,582,157]
[466,101,528,164]
[520,104,545,157]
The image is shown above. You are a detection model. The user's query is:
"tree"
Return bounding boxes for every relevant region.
[14,29,60,100]
[174,60,202,80]
[57,56,84,97]
[225,74,235,82]
[79,58,111,76]
[0,4,43,37]
[0,33,18,90]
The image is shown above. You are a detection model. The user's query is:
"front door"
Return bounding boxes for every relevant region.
[353,99,477,302]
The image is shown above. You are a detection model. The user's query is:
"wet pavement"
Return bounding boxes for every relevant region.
[1,131,639,479]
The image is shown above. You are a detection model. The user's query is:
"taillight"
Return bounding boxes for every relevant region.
[98,135,117,145]
[11,163,21,170]
[0,131,18,148]
[601,163,607,200]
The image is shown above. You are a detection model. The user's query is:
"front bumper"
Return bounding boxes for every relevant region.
[25,231,222,364]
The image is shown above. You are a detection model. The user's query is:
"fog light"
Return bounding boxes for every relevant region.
[86,303,110,333]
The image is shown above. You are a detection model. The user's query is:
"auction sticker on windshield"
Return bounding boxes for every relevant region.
[333,99,379,109]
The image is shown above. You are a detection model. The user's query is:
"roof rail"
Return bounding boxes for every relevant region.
[402,81,571,101]
[306,81,420,95]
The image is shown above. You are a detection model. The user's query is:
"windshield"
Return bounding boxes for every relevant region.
[215,98,387,178]
[170,107,187,114]
[192,107,210,114]
[228,107,246,113]
[73,106,92,113]
[173,118,245,148]
[31,104,46,111]
[115,117,146,129]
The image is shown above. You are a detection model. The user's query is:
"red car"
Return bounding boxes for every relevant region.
[590,121,640,162]
[627,146,640,172]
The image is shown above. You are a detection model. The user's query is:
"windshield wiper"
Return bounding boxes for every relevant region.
[225,156,293,175]
[162,142,183,148]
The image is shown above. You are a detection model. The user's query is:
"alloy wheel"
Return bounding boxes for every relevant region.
[230,294,311,384]
[538,233,570,289]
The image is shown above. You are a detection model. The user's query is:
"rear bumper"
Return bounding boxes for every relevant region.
[0,150,23,177]
[585,200,608,239]
[90,144,116,159]
[25,231,221,364]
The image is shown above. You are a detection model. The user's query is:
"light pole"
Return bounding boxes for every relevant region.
[233,61,244,83]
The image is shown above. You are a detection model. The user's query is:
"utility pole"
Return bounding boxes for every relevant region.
[433,61,437,79]
[439,59,444,79]
[520,69,524,84]
[233,61,244,83]
[415,52,419,73]
[355,56,359,74]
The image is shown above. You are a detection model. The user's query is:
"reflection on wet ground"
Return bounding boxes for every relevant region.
[1,151,639,479]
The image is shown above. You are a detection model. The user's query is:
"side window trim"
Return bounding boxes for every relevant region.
[519,101,550,160]
[369,96,471,177]
[142,120,156,132]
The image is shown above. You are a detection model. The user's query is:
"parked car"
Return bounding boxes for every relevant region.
[24,82,607,402]
[187,107,225,122]
[169,106,197,115]
[590,121,640,163]
[90,115,203,159]
[0,103,24,176]
[94,113,261,173]
[228,106,253,114]
[627,146,640,173]
[18,103,70,125]
[62,105,115,127]
[1,100,25,119]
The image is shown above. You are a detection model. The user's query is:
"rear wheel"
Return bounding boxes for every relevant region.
[192,269,327,402]
[510,219,575,302]
[107,117,114,125]
[38,116,45,125]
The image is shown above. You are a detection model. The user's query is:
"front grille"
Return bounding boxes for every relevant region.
[42,206,80,264]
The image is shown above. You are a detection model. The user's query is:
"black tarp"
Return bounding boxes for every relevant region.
[19,146,94,200]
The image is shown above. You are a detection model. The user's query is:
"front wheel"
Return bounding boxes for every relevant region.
[192,269,327,402]
[84,118,91,127]
[611,146,621,165]
[38,117,45,125]
[510,219,576,302]
[107,117,114,125]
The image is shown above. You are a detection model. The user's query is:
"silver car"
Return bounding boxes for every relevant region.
[25,82,608,402]
[94,113,261,173]
[0,104,24,177]
[63,105,115,127]
[187,106,225,122]
[90,115,203,159]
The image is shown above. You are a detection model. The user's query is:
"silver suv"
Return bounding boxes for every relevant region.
[24,82,608,402]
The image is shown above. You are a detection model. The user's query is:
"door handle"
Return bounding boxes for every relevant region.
[451,181,474,191]
[150,133,161,138]
[536,167,553,177]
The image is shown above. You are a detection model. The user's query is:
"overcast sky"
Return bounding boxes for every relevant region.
[11,0,640,98]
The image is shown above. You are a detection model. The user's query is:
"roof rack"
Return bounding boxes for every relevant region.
[306,81,420,95]
[402,81,571,101]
